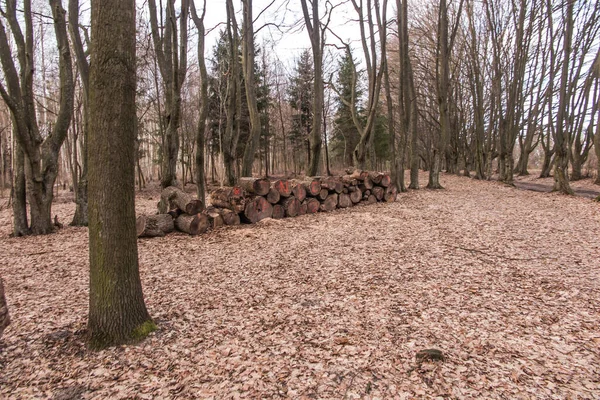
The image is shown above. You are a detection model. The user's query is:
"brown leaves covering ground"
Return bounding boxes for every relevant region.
[1,173,600,399]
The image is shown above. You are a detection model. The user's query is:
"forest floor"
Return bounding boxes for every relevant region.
[1,173,600,399]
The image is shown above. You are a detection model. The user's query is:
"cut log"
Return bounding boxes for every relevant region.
[0,277,9,339]
[317,188,329,201]
[242,196,273,223]
[338,193,352,208]
[158,186,203,215]
[363,194,377,204]
[221,209,241,226]
[379,174,391,187]
[359,177,374,191]
[238,177,270,196]
[349,188,362,204]
[369,172,384,185]
[384,185,398,202]
[272,204,285,219]
[204,208,224,229]
[266,188,281,204]
[272,179,292,197]
[175,213,209,235]
[209,187,246,213]
[320,193,338,212]
[321,177,344,193]
[372,186,385,201]
[298,202,307,216]
[136,214,174,237]
[292,183,307,202]
[281,196,301,217]
[359,171,370,181]
[297,179,321,196]
[304,198,320,214]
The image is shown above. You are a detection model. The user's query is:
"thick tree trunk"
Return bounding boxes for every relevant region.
[175,213,209,235]
[238,177,270,196]
[87,0,154,349]
[158,186,203,215]
[0,277,9,339]
[11,142,29,237]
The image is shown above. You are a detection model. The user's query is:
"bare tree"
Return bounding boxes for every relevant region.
[148,0,189,188]
[0,0,74,235]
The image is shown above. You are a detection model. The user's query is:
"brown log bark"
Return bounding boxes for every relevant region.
[320,193,338,212]
[158,186,203,215]
[272,179,292,197]
[239,177,270,196]
[0,277,9,339]
[384,185,398,202]
[281,196,301,217]
[209,187,246,213]
[349,187,362,204]
[266,188,281,204]
[242,196,273,223]
[372,186,384,201]
[304,198,320,214]
[272,204,285,219]
[338,193,352,208]
[175,213,209,235]
[136,214,174,237]
[292,183,307,202]
[221,209,241,226]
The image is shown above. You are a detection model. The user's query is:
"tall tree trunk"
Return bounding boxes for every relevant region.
[191,0,207,206]
[553,0,574,195]
[11,139,29,236]
[88,0,154,349]
[240,0,261,177]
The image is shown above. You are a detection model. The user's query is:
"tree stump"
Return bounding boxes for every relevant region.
[136,214,174,237]
[175,213,209,235]
[238,177,270,196]
[0,278,9,339]
[242,196,273,223]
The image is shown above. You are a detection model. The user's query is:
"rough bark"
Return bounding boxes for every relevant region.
[0,277,9,339]
[87,0,154,349]
[136,214,174,238]
[158,186,203,215]
[239,177,270,196]
[175,213,209,235]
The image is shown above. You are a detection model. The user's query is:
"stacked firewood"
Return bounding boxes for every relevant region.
[137,170,397,237]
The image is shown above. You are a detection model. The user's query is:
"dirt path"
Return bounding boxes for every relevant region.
[1,174,599,398]
[514,181,600,199]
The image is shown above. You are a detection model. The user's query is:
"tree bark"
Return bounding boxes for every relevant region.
[87,0,154,349]
[136,214,174,237]
[175,213,209,235]
[0,277,9,339]
[238,177,270,196]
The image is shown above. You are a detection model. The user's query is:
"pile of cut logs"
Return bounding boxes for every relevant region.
[136,170,397,237]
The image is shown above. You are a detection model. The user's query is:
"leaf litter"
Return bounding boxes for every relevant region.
[0,173,599,398]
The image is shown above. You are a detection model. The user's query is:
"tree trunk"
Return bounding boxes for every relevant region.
[238,177,270,196]
[0,277,9,339]
[209,186,246,213]
[158,186,203,215]
[11,141,29,237]
[241,196,273,223]
[87,0,154,349]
